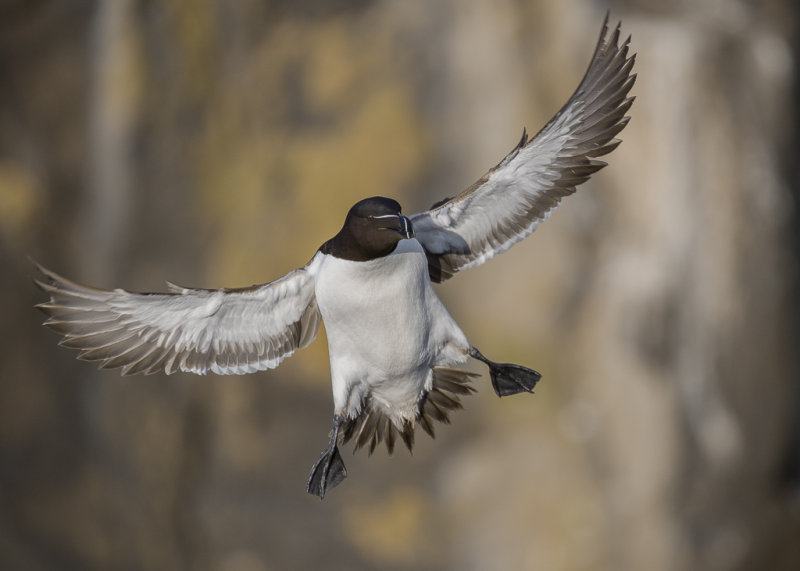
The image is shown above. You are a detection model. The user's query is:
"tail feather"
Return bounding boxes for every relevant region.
[341,367,478,454]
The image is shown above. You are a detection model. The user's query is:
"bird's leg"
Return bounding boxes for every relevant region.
[469,346,542,398]
[306,414,347,499]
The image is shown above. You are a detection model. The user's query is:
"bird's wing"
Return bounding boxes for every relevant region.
[34,259,322,376]
[410,16,636,282]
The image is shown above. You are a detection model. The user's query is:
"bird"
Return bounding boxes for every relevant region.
[34,16,635,499]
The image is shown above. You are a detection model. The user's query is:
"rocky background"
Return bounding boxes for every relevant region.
[1,0,799,569]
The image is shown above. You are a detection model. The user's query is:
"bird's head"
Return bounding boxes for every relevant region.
[330,196,414,261]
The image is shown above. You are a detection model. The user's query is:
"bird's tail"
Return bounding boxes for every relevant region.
[340,367,478,455]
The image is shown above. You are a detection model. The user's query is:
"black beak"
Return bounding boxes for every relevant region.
[380,214,414,239]
[394,215,414,239]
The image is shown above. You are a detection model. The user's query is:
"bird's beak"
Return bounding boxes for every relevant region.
[376,214,414,239]
[375,214,415,239]
[393,215,414,239]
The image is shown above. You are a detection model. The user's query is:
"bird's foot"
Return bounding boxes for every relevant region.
[469,347,542,397]
[307,445,346,499]
[487,361,541,397]
[306,416,347,499]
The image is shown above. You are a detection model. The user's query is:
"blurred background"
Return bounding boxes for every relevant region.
[2,0,799,569]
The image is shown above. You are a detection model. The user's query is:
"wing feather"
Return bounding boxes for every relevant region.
[34,259,322,376]
[412,16,636,282]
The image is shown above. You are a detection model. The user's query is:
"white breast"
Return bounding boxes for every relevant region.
[315,239,469,420]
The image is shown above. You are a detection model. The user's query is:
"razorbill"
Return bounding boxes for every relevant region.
[34,16,635,499]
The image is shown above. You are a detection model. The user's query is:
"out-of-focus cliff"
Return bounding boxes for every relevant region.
[1,1,798,569]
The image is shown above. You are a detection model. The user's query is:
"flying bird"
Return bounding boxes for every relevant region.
[35,16,635,499]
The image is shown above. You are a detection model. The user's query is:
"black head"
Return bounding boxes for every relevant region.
[321,196,415,261]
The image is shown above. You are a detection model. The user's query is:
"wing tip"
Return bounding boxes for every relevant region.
[519,126,529,148]
[165,280,188,294]
[33,278,53,295]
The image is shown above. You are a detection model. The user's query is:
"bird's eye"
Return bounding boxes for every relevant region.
[366,216,375,222]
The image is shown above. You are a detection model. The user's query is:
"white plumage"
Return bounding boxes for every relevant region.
[314,239,469,425]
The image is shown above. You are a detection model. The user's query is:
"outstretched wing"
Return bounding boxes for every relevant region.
[34,259,322,376]
[411,16,636,282]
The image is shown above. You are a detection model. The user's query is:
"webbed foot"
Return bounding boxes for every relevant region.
[306,415,347,499]
[469,347,542,397]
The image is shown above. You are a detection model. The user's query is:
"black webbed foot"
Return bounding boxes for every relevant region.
[486,361,542,397]
[307,444,346,499]
[469,347,542,397]
[306,415,347,499]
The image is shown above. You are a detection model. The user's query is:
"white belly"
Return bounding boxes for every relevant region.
[314,239,468,419]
